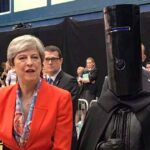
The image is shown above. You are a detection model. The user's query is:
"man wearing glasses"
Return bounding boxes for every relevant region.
[43,45,79,150]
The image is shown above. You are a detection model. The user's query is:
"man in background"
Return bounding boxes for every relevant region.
[78,57,99,104]
[43,45,79,150]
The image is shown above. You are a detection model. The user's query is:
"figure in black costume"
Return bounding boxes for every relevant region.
[78,4,150,150]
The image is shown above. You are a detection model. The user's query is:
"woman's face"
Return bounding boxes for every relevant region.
[13,49,42,84]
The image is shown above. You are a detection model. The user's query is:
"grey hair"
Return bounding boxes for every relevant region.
[7,34,45,66]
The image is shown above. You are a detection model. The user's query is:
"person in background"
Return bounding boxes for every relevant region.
[5,66,17,86]
[79,57,99,104]
[76,66,85,109]
[0,35,73,150]
[76,65,85,100]
[75,66,85,137]
[0,61,10,87]
[76,66,85,86]
[43,45,79,150]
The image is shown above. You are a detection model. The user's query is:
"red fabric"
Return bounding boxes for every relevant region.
[0,80,73,150]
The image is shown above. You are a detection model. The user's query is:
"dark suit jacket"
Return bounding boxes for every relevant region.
[53,70,79,118]
[53,70,79,150]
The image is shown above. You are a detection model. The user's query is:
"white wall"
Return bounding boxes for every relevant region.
[14,0,47,12]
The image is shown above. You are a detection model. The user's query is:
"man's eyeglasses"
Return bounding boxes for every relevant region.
[45,57,60,62]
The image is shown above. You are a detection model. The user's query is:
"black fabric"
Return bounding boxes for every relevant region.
[78,71,150,150]
[78,69,150,150]
[77,89,150,150]
[97,108,143,150]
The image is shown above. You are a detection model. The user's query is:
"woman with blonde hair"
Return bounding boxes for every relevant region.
[0,35,73,150]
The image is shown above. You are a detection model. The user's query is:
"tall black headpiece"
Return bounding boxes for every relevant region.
[103,4,142,96]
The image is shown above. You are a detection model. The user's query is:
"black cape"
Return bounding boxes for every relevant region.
[77,89,150,150]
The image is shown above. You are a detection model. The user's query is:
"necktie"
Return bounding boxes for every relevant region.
[47,77,53,84]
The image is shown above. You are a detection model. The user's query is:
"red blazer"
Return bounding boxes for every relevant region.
[0,80,73,150]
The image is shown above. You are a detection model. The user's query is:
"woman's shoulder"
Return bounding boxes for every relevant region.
[0,85,17,105]
[0,84,16,92]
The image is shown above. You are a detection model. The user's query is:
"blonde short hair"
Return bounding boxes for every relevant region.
[7,34,45,66]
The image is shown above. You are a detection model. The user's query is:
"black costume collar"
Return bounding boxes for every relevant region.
[98,89,150,113]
